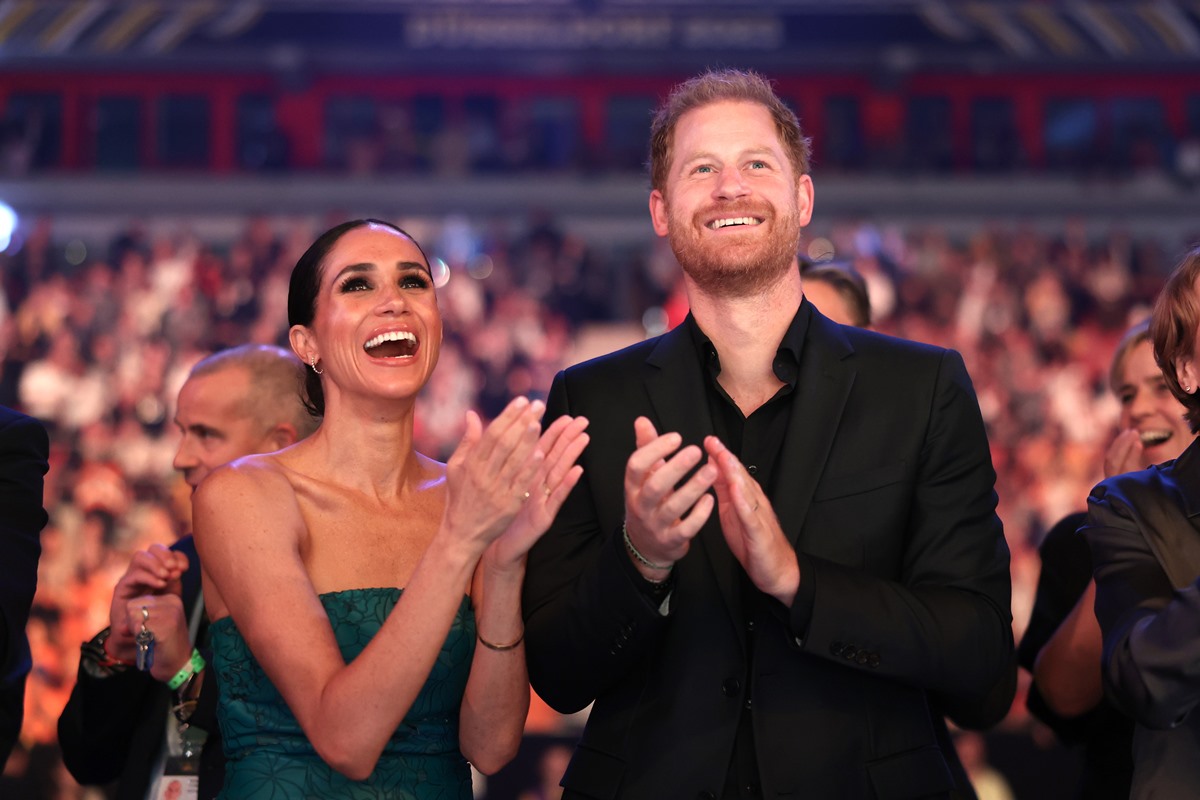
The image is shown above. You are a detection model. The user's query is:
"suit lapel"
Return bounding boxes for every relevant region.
[644,324,744,644]
[641,311,858,641]
[772,311,856,547]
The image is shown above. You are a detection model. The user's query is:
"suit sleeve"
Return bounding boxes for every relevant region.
[1084,484,1200,730]
[57,660,159,784]
[523,370,674,714]
[794,351,1014,704]
[0,410,49,763]
[0,411,49,674]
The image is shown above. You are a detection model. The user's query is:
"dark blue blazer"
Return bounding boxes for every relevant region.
[0,405,49,767]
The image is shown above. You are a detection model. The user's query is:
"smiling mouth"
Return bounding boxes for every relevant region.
[707,216,764,230]
[364,330,417,358]
[1140,430,1172,446]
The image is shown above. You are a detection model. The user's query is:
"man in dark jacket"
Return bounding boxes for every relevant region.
[58,344,316,800]
[0,404,49,768]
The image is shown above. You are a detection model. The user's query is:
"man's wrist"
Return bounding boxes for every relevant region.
[767,553,800,608]
[81,627,133,677]
[623,522,674,579]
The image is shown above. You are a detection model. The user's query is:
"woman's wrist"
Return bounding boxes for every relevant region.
[429,527,490,578]
[481,553,527,586]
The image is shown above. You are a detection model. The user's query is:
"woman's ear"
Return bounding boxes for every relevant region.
[289,325,315,365]
[1176,357,1198,394]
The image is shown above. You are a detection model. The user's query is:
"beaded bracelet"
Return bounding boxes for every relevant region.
[623,522,672,572]
[167,648,207,691]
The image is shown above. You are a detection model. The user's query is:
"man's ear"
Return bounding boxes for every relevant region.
[795,174,814,227]
[649,190,670,238]
[267,422,301,450]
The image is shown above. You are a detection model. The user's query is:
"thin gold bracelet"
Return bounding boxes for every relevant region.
[477,629,524,652]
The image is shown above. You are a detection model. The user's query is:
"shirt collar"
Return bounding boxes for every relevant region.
[683,298,811,389]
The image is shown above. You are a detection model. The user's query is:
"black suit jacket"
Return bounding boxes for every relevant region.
[0,405,49,767]
[58,535,224,800]
[1083,438,1200,799]
[523,305,1013,799]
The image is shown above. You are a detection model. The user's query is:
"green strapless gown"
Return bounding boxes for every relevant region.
[209,588,476,799]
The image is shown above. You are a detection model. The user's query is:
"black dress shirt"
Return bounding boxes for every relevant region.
[684,305,810,800]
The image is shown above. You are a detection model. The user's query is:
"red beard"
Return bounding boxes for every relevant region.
[668,200,802,298]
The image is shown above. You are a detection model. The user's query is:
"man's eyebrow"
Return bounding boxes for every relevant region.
[678,147,779,166]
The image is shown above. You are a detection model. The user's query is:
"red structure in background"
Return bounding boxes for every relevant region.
[2,69,1199,176]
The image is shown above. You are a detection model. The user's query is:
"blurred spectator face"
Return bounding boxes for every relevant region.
[1115,339,1192,466]
[804,278,856,326]
[172,366,272,489]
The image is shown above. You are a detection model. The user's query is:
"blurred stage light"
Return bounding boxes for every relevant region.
[0,202,16,252]
[431,256,451,288]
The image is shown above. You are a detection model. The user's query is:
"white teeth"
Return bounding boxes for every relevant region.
[709,217,761,230]
[364,330,416,350]
[1140,430,1171,445]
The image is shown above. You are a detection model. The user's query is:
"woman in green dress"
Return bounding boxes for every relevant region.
[193,219,589,798]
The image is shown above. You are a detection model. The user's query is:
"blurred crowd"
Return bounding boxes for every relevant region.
[1,205,1198,797]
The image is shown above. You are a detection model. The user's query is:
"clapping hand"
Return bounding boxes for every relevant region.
[622,417,718,579]
[487,413,589,569]
[704,436,799,606]
[443,397,547,552]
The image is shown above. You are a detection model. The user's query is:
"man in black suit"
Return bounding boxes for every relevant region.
[0,405,49,768]
[58,344,316,800]
[523,69,1014,799]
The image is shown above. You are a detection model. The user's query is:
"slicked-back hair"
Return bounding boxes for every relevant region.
[648,68,812,194]
[286,218,430,418]
[1150,246,1200,432]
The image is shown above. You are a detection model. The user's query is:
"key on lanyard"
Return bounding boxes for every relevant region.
[136,606,155,672]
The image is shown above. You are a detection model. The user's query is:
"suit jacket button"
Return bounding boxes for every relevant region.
[830,640,844,656]
[722,678,741,696]
[868,653,881,668]
[842,645,858,660]
[698,793,717,800]
[856,651,870,665]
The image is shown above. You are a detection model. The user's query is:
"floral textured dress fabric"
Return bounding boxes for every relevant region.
[210,589,475,799]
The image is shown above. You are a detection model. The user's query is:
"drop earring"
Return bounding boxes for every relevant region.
[309,354,323,375]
